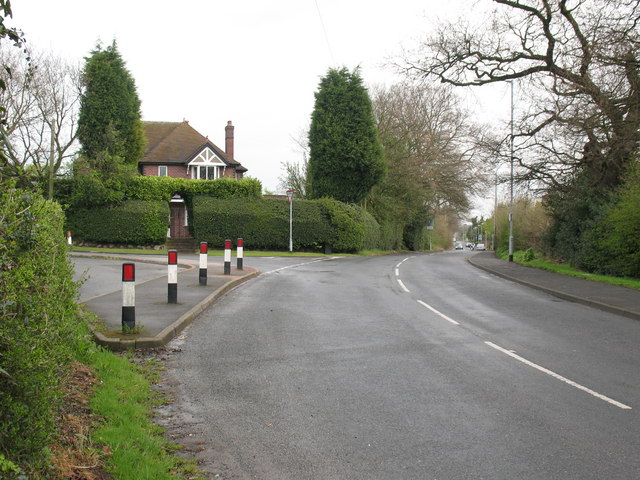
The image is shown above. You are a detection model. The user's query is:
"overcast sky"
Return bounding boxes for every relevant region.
[11,0,510,211]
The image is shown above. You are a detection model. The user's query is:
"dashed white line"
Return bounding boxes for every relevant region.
[417,300,460,325]
[485,341,632,410]
[397,279,410,293]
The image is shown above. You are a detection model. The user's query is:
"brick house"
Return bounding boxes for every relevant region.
[139,120,248,240]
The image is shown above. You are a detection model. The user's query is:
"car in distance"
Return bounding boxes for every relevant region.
[475,243,486,251]
[455,242,464,250]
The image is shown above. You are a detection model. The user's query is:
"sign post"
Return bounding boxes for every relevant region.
[286,190,294,252]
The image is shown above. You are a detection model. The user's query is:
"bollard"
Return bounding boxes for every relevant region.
[224,239,231,275]
[199,242,208,285]
[236,238,244,270]
[67,231,72,246]
[122,263,135,331]
[168,249,178,304]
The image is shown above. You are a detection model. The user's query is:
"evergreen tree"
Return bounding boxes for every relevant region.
[308,67,385,203]
[77,41,145,171]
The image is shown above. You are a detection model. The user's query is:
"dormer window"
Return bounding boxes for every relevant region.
[188,147,226,180]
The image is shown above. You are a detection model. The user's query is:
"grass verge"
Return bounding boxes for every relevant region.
[86,349,206,480]
[496,249,640,291]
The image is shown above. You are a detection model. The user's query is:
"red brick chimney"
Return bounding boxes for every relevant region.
[225,121,234,160]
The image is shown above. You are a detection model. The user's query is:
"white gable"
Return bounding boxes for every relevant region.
[188,147,226,165]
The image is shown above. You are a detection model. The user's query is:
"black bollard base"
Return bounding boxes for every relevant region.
[199,268,207,285]
[168,283,177,304]
[122,306,135,331]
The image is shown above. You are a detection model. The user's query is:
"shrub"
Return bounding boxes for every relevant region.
[316,198,366,252]
[193,197,332,250]
[66,200,169,245]
[0,186,84,470]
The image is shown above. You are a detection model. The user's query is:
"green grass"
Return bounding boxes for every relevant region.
[496,249,640,291]
[88,349,207,479]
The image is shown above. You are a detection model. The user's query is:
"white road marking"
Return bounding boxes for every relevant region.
[263,257,337,275]
[485,341,632,410]
[417,300,460,325]
[397,279,410,293]
[395,268,399,276]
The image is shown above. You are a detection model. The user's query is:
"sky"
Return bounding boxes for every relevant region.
[10,0,511,212]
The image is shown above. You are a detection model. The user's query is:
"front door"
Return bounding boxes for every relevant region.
[169,202,191,238]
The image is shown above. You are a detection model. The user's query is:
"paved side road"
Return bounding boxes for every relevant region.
[468,251,640,321]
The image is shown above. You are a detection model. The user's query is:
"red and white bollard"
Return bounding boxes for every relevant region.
[168,249,178,304]
[224,239,231,275]
[199,242,208,285]
[236,238,244,270]
[67,231,72,246]
[122,263,135,331]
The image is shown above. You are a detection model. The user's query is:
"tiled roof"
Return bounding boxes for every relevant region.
[140,121,246,172]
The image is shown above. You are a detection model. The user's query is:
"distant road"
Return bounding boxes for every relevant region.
[164,252,640,479]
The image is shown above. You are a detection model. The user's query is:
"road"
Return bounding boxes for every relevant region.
[163,251,640,480]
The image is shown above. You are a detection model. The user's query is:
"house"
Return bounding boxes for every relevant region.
[139,120,247,180]
[139,120,248,242]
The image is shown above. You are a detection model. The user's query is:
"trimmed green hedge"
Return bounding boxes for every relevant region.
[0,186,84,470]
[193,197,332,250]
[66,200,169,245]
[192,197,381,252]
[56,176,263,208]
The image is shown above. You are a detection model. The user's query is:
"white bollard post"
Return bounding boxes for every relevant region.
[168,250,178,304]
[199,242,208,285]
[224,239,231,275]
[122,263,135,331]
[236,238,244,270]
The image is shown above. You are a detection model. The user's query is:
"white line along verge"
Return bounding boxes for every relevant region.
[485,341,632,410]
[417,300,460,325]
[397,279,410,293]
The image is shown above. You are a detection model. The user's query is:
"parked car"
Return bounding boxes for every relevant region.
[455,242,464,250]
[475,243,486,251]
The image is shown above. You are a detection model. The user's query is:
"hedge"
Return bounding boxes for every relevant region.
[192,197,381,252]
[0,186,85,469]
[56,175,263,208]
[193,197,333,250]
[66,200,169,245]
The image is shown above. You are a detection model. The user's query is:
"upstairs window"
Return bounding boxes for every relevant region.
[158,165,168,176]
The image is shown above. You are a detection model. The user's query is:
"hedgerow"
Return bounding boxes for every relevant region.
[0,185,87,472]
[193,197,333,250]
[192,197,380,252]
[66,200,169,245]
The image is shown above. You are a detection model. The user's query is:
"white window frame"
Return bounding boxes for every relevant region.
[158,165,168,177]
[188,147,226,180]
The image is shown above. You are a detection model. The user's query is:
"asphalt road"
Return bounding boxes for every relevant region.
[164,251,640,480]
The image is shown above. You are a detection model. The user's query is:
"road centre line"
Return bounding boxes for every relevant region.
[397,279,410,293]
[417,300,460,325]
[485,341,632,410]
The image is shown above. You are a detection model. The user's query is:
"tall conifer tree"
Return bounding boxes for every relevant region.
[308,67,385,203]
[77,41,145,171]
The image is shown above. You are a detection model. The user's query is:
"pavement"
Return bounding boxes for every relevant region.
[72,252,259,351]
[468,251,640,321]
[73,250,640,351]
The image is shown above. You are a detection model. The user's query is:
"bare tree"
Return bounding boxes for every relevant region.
[278,129,310,198]
[0,46,81,196]
[401,0,640,192]
[372,81,489,214]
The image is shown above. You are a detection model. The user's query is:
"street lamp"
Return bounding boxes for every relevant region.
[286,189,295,252]
[508,80,515,262]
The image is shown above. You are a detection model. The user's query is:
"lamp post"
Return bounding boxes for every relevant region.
[508,80,515,262]
[286,189,294,252]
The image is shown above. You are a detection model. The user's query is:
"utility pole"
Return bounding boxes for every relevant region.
[508,80,515,262]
